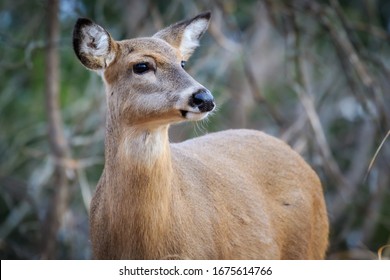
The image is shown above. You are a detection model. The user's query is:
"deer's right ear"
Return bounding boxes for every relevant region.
[73,18,117,71]
[153,12,211,61]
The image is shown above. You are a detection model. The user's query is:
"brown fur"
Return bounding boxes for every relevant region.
[73,12,329,260]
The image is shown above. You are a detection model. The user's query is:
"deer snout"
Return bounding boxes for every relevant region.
[189,89,215,112]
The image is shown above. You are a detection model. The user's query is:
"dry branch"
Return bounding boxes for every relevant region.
[364,130,390,181]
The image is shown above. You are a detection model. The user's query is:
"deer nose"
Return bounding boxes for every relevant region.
[190,89,215,112]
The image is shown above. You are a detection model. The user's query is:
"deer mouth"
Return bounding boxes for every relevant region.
[180,110,200,118]
[180,110,202,117]
[180,110,210,120]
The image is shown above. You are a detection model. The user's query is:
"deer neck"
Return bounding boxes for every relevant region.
[102,114,175,258]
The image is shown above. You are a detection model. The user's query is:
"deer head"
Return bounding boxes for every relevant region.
[73,12,215,129]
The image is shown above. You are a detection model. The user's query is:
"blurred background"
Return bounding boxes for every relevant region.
[0,0,389,259]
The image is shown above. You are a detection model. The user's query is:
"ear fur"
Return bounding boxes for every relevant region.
[153,12,211,60]
[73,18,117,71]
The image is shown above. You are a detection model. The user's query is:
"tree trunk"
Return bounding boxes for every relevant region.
[41,0,71,259]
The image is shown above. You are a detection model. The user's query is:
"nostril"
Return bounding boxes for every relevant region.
[191,90,215,112]
[193,94,205,106]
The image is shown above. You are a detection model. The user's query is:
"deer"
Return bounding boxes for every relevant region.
[72,11,329,260]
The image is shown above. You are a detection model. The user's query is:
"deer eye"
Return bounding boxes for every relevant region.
[133,62,150,74]
[181,61,186,69]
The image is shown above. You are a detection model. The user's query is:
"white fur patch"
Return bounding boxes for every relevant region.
[80,24,115,67]
[80,24,110,57]
[180,19,209,58]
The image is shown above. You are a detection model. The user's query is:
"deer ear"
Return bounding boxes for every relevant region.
[153,12,211,61]
[73,18,117,71]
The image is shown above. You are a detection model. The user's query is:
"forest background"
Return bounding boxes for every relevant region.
[0,0,389,259]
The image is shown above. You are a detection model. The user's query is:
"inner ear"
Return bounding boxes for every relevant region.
[153,12,211,61]
[73,18,117,70]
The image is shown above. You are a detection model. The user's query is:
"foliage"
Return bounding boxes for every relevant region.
[0,0,389,259]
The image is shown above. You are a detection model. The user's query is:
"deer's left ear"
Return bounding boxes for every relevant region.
[153,12,211,61]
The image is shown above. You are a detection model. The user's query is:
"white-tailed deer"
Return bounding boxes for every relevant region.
[73,12,329,259]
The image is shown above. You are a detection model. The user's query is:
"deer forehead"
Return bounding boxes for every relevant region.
[117,38,182,63]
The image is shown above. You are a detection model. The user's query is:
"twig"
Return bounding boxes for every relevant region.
[378,244,390,260]
[364,130,390,182]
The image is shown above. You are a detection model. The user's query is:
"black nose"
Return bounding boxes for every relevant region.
[190,89,215,112]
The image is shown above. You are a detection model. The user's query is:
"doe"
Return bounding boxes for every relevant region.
[72,12,329,259]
